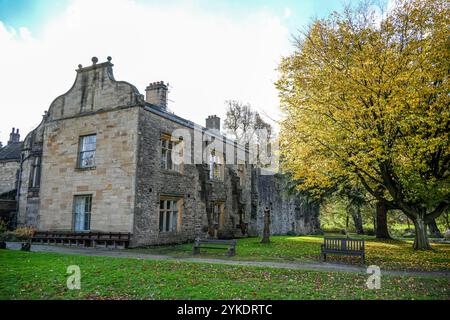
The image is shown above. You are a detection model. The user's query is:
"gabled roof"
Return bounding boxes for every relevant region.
[0,142,22,161]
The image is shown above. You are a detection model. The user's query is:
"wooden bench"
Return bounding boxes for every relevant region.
[193,238,237,256]
[321,237,365,264]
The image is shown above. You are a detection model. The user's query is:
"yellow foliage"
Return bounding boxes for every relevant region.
[277,0,449,215]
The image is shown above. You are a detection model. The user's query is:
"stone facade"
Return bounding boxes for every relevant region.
[12,56,321,247]
[0,128,22,196]
[0,161,19,195]
[253,172,321,235]
[133,107,253,246]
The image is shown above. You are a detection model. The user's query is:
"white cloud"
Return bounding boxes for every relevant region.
[284,7,291,19]
[0,0,291,144]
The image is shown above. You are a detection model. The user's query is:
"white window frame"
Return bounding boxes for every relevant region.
[78,134,96,169]
[73,195,92,231]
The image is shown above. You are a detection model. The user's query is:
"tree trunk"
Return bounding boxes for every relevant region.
[427,219,442,238]
[444,211,449,229]
[375,201,391,239]
[352,207,364,234]
[261,207,271,244]
[413,215,431,250]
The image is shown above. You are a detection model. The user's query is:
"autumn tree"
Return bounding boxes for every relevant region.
[277,0,449,249]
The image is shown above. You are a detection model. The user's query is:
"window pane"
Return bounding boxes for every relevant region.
[80,151,95,168]
[161,149,167,169]
[165,212,170,232]
[82,135,96,152]
[79,135,96,168]
[74,196,91,231]
[171,211,178,231]
[84,212,90,230]
[167,150,172,170]
[159,211,164,231]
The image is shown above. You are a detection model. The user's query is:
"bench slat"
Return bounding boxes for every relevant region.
[321,237,365,264]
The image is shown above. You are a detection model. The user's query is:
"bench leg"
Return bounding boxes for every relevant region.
[321,253,326,262]
[361,254,365,265]
[228,248,235,257]
[193,247,200,255]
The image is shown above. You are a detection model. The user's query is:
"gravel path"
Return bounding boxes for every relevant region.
[5,242,450,279]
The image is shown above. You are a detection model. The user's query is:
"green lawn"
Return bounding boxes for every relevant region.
[0,250,448,300]
[130,235,450,271]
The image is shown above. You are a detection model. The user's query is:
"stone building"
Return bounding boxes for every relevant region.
[5,56,320,246]
[0,128,22,224]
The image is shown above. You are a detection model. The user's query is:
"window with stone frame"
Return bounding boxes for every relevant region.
[159,196,183,233]
[73,195,92,231]
[30,156,41,188]
[209,150,224,181]
[78,134,96,168]
[160,134,183,173]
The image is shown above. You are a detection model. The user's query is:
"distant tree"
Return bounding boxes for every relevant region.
[277,0,449,249]
[342,186,367,235]
[224,100,273,146]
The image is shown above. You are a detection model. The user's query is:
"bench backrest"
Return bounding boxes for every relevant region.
[323,237,364,252]
[195,238,237,246]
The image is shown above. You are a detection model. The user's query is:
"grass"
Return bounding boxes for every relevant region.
[0,249,448,300]
[130,235,450,271]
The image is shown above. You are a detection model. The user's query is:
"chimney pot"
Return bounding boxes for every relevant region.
[206,115,221,133]
[145,81,168,110]
[8,127,20,145]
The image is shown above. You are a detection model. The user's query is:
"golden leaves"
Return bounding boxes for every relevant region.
[277,0,450,206]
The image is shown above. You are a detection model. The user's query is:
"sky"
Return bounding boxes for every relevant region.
[0,0,380,144]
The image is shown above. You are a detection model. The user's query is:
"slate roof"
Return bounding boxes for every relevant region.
[144,103,248,152]
[0,142,22,161]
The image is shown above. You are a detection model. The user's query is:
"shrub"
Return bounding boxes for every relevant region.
[0,220,8,246]
[13,226,35,240]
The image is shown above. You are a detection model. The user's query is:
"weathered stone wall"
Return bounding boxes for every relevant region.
[38,107,139,232]
[17,120,45,228]
[0,160,19,195]
[250,171,321,236]
[132,108,252,246]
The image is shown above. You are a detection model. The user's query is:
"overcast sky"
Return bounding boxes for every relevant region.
[0,0,382,144]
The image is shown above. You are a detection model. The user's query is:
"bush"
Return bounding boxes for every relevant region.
[0,220,8,248]
[12,226,35,241]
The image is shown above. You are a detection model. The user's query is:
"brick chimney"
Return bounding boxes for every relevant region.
[7,127,20,145]
[145,81,168,110]
[206,115,221,133]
